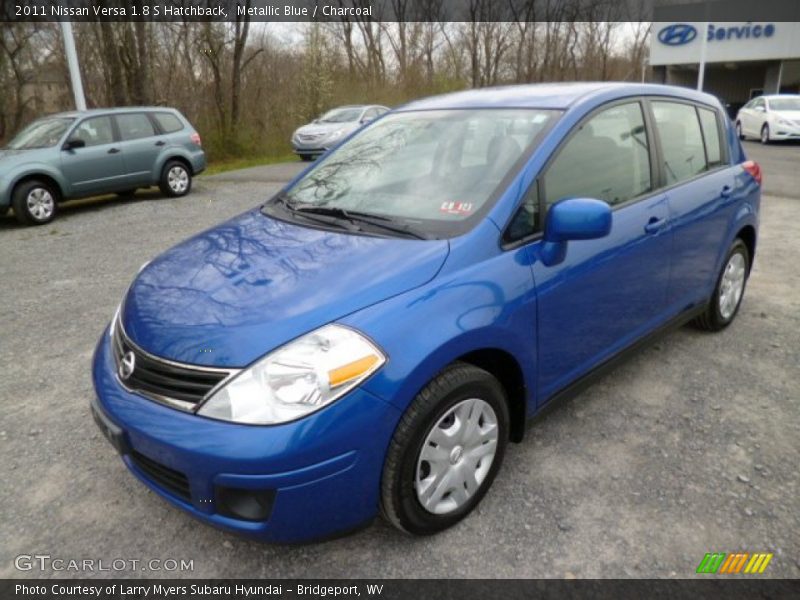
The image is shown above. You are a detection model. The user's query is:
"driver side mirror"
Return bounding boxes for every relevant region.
[540,197,612,266]
[63,138,86,151]
[755,105,766,113]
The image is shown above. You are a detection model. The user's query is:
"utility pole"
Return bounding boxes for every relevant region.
[59,21,86,111]
[697,22,708,91]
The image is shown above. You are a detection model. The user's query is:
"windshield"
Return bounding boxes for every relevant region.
[273,108,558,238]
[7,117,74,149]
[319,108,364,123]
[769,97,800,111]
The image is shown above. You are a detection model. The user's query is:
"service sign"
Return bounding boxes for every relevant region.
[650,22,800,66]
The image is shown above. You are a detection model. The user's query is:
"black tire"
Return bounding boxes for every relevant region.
[693,238,750,331]
[736,122,744,140]
[380,362,509,535]
[159,160,192,197]
[300,154,314,162]
[12,179,58,226]
[760,124,770,144]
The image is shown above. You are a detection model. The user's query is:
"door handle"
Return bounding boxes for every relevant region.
[644,216,667,234]
[155,140,166,146]
[720,185,732,198]
[108,147,120,154]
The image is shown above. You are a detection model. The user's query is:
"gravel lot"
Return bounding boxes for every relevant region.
[1,142,798,579]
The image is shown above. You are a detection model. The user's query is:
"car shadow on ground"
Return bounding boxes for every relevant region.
[0,188,171,230]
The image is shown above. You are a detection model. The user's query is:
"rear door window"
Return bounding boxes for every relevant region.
[698,108,723,167]
[152,112,184,134]
[544,102,652,207]
[116,113,157,141]
[651,101,707,185]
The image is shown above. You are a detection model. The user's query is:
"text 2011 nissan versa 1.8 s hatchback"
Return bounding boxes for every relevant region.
[92,83,761,542]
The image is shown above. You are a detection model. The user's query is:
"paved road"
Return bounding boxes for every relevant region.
[1,149,798,579]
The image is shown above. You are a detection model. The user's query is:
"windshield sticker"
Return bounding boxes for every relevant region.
[440,202,474,215]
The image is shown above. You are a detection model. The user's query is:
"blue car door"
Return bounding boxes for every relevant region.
[524,100,673,404]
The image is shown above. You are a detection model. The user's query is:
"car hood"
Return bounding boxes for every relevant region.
[295,122,358,136]
[121,209,449,367]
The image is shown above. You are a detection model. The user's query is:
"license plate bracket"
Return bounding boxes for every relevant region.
[91,398,130,455]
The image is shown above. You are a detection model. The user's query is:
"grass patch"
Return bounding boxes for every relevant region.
[202,153,298,176]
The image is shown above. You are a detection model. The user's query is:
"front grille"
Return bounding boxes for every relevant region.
[298,133,324,142]
[112,317,235,411]
[130,451,191,501]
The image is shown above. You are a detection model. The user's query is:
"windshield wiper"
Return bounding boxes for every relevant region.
[292,204,427,240]
[267,195,356,232]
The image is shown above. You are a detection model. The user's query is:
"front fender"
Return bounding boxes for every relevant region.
[342,226,537,417]
[2,163,70,204]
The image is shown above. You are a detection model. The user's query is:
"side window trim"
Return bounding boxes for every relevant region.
[147,112,164,135]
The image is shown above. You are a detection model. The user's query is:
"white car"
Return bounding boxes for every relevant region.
[735,94,800,144]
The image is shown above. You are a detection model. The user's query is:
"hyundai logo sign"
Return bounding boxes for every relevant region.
[658,23,698,46]
[658,22,777,47]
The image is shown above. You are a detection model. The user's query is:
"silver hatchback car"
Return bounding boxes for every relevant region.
[0,107,205,225]
[291,105,389,161]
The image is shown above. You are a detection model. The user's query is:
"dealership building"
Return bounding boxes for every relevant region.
[651,1,800,113]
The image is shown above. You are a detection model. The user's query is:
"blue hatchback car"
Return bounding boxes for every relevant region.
[92,83,761,542]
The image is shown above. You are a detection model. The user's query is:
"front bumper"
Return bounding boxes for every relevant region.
[91,327,401,543]
[0,177,10,210]
[291,142,327,158]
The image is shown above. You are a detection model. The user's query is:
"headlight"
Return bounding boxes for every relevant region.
[326,128,346,140]
[197,325,385,425]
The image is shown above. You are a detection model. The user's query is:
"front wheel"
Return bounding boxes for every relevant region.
[736,121,744,140]
[761,124,770,144]
[159,160,192,197]
[12,180,58,225]
[693,239,750,331]
[380,362,509,535]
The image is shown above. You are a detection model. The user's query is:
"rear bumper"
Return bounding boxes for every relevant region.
[189,150,206,175]
[91,326,401,543]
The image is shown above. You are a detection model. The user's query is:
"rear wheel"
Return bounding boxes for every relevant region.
[761,124,770,144]
[380,362,509,535]
[12,180,58,225]
[693,239,750,331]
[159,160,192,197]
[736,121,744,140]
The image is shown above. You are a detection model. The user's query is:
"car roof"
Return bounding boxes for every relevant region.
[398,82,721,111]
[46,106,179,119]
[762,94,800,99]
